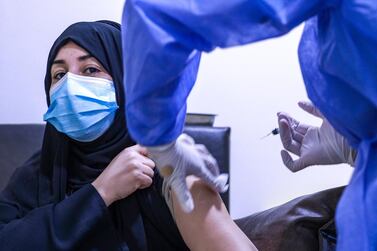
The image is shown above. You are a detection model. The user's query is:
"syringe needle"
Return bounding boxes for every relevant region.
[260,128,279,139]
[260,131,272,139]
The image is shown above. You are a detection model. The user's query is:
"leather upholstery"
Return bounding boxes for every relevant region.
[235,186,343,251]
[0,124,45,191]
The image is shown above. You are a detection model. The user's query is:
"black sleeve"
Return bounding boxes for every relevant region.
[0,154,121,251]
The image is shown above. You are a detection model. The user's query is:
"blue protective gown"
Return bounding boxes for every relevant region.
[122,1,377,250]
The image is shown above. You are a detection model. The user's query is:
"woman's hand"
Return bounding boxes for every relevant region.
[92,145,155,206]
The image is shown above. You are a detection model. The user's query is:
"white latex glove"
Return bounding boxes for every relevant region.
[147,133,229,213]
[277,101,356,172]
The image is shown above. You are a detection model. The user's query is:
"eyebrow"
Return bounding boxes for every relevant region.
[52,54,94,65]
[78,54,94,61]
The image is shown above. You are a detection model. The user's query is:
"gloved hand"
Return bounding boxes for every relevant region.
[147,133,229,213]
[277,101,356,172]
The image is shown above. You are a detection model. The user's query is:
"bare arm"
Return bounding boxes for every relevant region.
[171,176,257,251]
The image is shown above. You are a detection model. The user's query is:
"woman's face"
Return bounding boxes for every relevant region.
[50,41,112,88]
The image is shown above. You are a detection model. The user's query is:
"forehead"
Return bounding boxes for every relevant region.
[54,41,89,60]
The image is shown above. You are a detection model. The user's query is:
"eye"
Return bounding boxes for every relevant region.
[84,67,100,75]
[53,72,66,80]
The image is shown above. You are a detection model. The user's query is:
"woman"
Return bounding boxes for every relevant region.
[0,20,256,250]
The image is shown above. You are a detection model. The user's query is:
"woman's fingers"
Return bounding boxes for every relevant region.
[138,175,153,189]
[132,144,149,156]
[141,155,156,168]
[123,145,156,168]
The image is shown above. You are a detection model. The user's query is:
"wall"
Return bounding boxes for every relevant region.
[0,0,353,219]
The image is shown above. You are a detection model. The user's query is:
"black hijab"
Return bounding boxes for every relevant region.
[43,20,133,194]
[38,21,188,251]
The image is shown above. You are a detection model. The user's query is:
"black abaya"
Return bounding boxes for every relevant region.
[0,21,189,251]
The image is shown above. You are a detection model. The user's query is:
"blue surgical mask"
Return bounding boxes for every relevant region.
[43,72,119,142]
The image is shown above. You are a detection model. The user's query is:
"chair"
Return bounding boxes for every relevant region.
[0,124,231,208]
[0,123,340,250]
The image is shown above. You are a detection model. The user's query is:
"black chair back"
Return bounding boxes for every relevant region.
[0,124,230,208]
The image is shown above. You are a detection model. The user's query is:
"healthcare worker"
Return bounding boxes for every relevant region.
[122,1,377,250]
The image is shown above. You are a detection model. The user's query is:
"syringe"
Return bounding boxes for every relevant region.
[260,128,279,139]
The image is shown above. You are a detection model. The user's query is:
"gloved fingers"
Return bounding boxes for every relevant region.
[178,133,195,145]
[277,112,311,131]
[195,144,220,176]
[278,118,301,155]
[295,123,310,135]
[298,101,323,118]
[292,129,305,143]
[171,176,195,213]
[200,172,229,193]
[278,112,310,145]
[277,111,296,122]
[280,150,307,172]
[215,174,229,193]
[202,153,220,176]
[194,163,228,193]
[195,144,210,155]
[278,112,309,136]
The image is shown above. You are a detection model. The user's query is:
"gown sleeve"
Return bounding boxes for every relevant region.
[122,0,339,146]
[0,153,120,251]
